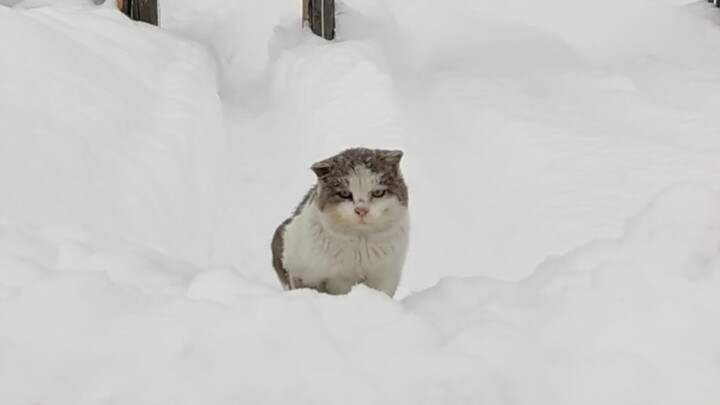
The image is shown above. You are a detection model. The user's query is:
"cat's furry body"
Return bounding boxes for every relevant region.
[271,148,409,296]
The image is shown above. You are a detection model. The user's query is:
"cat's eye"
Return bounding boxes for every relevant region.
[371,189,386,198]
[337,190,352,199]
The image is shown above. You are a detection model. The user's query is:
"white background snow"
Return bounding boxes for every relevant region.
[1,0,720,403]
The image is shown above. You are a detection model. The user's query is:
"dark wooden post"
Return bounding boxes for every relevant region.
[303,0,310,26]
[117,0,158,26]
[303,0,334,40]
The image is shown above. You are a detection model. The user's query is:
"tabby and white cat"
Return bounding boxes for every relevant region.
[271,148,409,297]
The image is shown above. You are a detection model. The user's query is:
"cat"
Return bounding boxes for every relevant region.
[271,148,409,297]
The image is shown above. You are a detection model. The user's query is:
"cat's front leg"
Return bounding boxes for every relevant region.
[324,277,357,295]
[291,277,329,294]
[364,271,400,297]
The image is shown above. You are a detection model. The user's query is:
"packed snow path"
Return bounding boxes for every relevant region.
[1,1,720,404]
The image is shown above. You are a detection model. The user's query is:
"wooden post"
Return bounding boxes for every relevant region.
[305,0,334,40]
[117,0,158,26]
[302,0,310,26]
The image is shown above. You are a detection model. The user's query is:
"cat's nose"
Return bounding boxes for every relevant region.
[354,207,369,217]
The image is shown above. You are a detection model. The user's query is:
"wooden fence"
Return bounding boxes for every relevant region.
[117,0,158,26]
[303,0,335,40]
[115,0,338,40]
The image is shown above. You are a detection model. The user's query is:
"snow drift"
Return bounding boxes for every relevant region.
[2,183,719,404]
[2,0,720,404]
[0,4,224,264]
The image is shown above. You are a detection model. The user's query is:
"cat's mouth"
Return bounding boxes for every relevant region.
[352,219,376,230]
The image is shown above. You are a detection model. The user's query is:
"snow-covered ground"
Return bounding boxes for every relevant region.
[2,0,720,403]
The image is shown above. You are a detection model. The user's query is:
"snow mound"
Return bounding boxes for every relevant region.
[199,0,720,292]
[0,5,224,264]
[2,182,720,404]
[407,183,720,404]
[3,1,720,403]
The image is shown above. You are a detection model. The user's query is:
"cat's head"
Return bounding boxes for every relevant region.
[311,148,408,234]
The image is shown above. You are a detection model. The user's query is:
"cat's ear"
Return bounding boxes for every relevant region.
[311,160,333,178]
[379,149,403,165]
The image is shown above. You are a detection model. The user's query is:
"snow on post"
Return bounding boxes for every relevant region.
[303,0,335,40]
[117,0,159,26]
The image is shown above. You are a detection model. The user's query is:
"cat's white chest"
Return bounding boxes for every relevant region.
[282,207,409,296]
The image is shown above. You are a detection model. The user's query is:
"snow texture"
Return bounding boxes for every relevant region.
[2,0,720,403]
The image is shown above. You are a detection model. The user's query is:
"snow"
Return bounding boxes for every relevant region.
[1,0,720,403]
[0,3,224,263]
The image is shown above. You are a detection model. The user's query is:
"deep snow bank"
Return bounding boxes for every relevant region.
[2,184,719,404]
[0,5,224,264]
[205,0,720,291]
[2,1,720,403]
[406,183,720,405]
